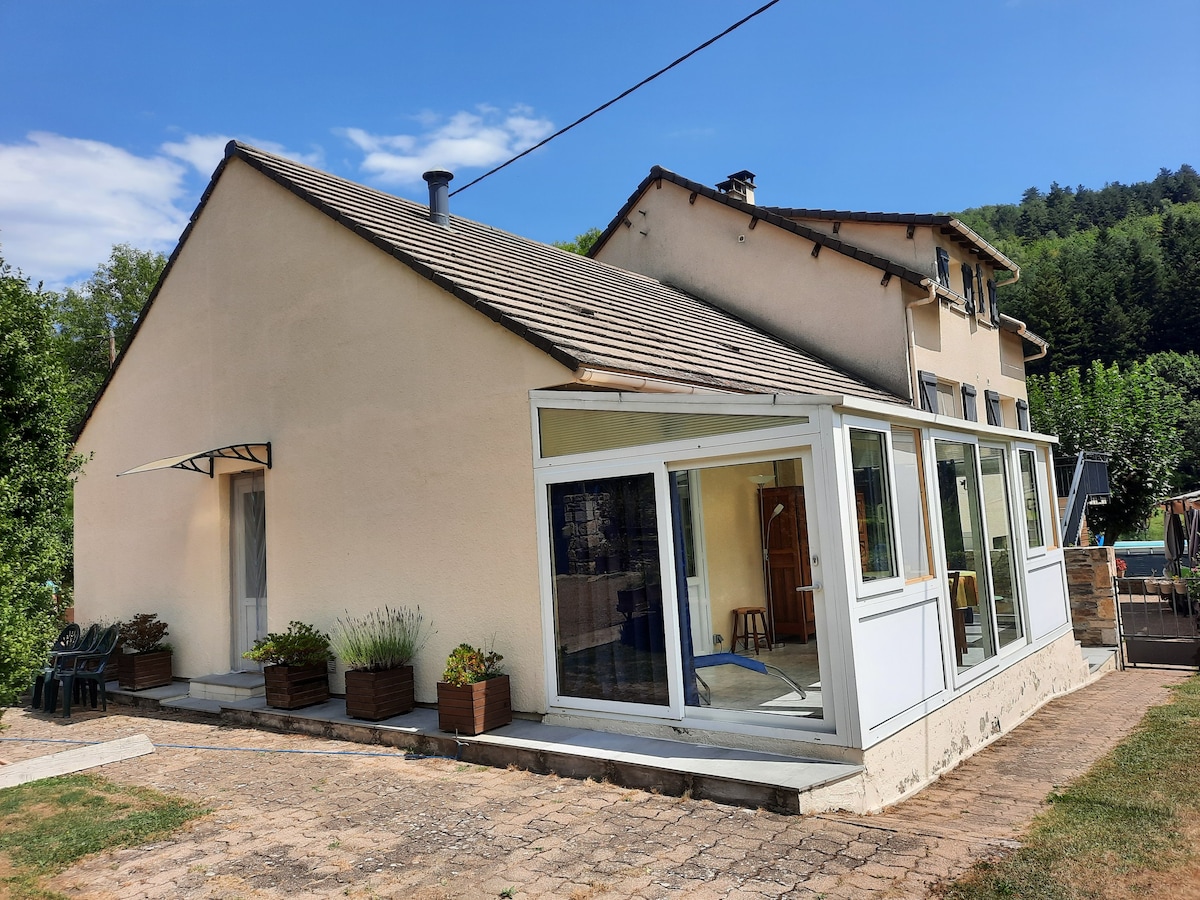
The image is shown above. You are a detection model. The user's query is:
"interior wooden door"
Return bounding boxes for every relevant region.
[761,486,816,642]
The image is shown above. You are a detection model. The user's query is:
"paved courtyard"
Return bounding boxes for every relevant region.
[0,667,1188,899]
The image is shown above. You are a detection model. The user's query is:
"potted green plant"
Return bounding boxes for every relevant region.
[437,643,511,735]
[243,621,332,710]
[332,606,432,721]
[116,613,174,690]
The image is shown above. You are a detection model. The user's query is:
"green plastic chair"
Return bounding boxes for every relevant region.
[30,623,81,709]
[51,625,120,717]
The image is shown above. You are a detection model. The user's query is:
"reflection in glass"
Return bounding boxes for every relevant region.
[935,441,997,671]
[548,474,669,706]
[850,429,897,581]
[891,427,932,580]
[1019,450,1044,549]
[980,447,1024,649]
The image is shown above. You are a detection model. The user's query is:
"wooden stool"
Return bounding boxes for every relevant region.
[731,607,772,655]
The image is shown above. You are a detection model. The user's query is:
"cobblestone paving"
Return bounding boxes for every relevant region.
[0,668,1187,899]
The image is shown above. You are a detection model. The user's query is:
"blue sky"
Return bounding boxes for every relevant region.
[2,0,1197,289]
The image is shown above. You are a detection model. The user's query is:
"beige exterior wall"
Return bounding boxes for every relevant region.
[74,158,570,712]
[909,284,1029,406]
[593,182,914,399]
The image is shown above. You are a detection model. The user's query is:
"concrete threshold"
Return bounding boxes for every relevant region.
[107,683,860,814]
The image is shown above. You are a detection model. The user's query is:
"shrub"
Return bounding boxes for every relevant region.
[119,613,170,654]
[441,643,503,687]
[331,606,432,672]
[243,621,332,667]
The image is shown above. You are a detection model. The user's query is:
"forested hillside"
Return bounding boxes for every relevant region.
[958,165,1200,533]
[958,165,1200,374]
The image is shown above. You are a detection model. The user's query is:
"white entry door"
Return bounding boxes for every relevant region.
[232,472,268,671]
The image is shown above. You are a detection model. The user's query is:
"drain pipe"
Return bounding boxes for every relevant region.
[904,278,939,406]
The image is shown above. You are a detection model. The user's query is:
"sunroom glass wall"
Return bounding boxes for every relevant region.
[935,441,997,671]
[548,475,670,706]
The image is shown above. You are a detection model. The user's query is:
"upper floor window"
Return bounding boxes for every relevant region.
[961,263,975,314]
[936,381,957,416]
[936,247,951,288]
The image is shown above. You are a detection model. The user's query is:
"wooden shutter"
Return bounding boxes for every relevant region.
[961,384,978,422]
[985,390,1002,426]
[961,263,975,314]
[935,248,950,288]
[1017,399,1030,431]
[987,278,999,325]
[918,370,939,412]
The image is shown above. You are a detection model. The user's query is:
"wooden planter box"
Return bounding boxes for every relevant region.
[264,663,330,710]
[116,650,173,691]
[437,675,511,735]
[344,666,414,721]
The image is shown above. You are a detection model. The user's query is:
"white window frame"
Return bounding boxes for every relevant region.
[980,441,1031,662]
[843,415,905,601]
[1015,442,1050,559]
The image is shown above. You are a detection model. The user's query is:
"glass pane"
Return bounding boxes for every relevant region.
[243,489,267,598]
[850,429,897,581]
[935,441,996,671]
[679,458,822,720]
[891,427,931,580]
[539,408,808,457]
[981,447,1024,649]
[936,383,956,416]
[548,474,669,706]
[1019,450,1044,548]
[673,472,697,579]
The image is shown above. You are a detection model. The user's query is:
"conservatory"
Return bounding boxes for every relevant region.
[530,388,1080,779]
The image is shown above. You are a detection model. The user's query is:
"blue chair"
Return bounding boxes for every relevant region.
[30,623,82,708]
[692,652,808,706]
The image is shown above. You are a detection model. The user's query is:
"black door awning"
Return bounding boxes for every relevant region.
[118,443,272,478]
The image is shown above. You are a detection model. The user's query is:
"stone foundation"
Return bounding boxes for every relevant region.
[1066,546,1118,646]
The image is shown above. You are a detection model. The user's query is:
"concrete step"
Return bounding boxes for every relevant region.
[188,672,265,702]
[1081,645,1120,675]
[161,696,223,714]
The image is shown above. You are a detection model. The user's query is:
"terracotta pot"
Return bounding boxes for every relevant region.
[263,663,330,710]
[116,650,173,691]
[437,675,511,735]
[344,666,414,721]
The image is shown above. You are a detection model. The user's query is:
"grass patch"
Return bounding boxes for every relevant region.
[940,674,1200,899]
[0,773,207,900]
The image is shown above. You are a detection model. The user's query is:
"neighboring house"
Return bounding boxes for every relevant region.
[74,145,1086,813]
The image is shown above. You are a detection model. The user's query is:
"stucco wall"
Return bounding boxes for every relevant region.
[74,158,571,711]
[593,182,913,399]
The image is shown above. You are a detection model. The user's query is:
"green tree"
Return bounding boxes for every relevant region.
[52,244,166,431]
[0,257,81,707]
[552,227,602,256]
[1028,361,1181,542]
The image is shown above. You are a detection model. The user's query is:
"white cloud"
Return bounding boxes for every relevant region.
[0,133,190,288]
[0,132,323,288]
[341,106,554,185]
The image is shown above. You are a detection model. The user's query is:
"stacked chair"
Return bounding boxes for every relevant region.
[30,623,83,709]
[40,624,121,717]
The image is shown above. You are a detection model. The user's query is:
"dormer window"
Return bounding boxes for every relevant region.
[935,248,950,288]
[961,263,975,314]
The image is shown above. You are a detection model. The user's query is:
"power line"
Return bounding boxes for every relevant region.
[449,0,782,197]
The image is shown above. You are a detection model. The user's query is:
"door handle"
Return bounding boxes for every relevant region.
[796,583,821,592]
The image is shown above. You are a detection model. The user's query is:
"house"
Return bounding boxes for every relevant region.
[73,145,1087,812]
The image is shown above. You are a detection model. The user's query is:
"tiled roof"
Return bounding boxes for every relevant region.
[764,207,1017,273]
[76,145,903,439]
[229,144,901,402]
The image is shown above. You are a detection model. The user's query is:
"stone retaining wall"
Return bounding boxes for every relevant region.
[1066,545,1117,646]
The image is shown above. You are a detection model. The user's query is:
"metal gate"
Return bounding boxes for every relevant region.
[1116,577,1200,668]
